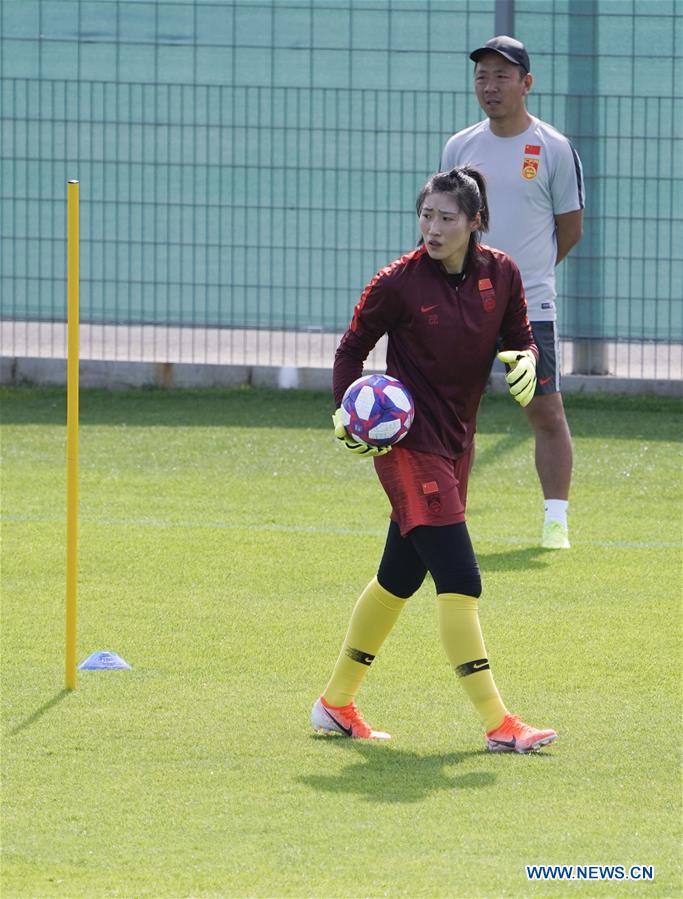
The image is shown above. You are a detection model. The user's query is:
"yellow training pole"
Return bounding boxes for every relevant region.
[65,180,79,690]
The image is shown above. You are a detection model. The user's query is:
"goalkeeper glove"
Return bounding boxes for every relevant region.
[332,409,392,457]
[497,349,537,408]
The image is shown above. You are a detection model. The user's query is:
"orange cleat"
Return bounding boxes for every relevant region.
[311,695,391,740]
[486,713,557,753]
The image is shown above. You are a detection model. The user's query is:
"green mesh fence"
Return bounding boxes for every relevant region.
[1,1,681,370]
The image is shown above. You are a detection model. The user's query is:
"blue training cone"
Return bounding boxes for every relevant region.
[78,651,131,670]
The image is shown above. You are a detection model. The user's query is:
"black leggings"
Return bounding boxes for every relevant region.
[377,520,482,599]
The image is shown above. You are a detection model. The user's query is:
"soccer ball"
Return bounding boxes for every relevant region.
[340,374,414,446]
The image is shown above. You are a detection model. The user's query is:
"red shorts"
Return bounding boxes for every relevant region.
[373,446,473,537]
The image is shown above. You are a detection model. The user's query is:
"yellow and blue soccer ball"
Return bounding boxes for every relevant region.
[341,374,414,447]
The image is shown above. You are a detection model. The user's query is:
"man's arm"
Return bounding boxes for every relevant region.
[554,209,583,264]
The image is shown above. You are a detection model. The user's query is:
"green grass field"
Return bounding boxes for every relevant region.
[1,386,681,898]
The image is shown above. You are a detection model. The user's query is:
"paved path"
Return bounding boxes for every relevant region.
[1,320,681,393]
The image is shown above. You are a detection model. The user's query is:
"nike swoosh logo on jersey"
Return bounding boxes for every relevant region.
[538,376,552,385]
[323,707,353,736]
[420,304,439,313]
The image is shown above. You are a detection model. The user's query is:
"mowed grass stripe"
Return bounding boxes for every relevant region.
[2,512,681,550]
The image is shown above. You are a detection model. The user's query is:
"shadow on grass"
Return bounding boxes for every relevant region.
[1,386,680,441]
[477,546,552,572]
[7,689,71,736]
[299,740,496,803]
[472,429,529,472]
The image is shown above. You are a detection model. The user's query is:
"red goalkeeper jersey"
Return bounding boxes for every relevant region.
[333,243,537,459]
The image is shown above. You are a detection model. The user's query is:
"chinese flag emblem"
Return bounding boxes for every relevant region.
[478,278,496,311]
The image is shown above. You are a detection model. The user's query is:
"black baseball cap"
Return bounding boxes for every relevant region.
[470,36,530,74]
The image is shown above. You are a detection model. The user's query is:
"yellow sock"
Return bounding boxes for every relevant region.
[437,592,507,732]
[323,577,406,707]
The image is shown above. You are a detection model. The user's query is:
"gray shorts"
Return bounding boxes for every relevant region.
[530,321,561,395]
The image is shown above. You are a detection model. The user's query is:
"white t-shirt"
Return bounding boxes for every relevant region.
[441,116,584,321]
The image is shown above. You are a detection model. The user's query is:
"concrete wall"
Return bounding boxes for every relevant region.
[1,356,680,397]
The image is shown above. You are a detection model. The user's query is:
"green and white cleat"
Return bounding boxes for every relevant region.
[542,521,570,549]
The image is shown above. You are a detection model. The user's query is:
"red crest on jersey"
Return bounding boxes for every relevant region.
[478,278,496,311]
[522,157,539,180]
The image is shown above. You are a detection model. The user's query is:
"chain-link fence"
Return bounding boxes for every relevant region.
[1,1,681,386]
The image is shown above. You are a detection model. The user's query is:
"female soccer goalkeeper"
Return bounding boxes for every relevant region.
[311,166,557,753]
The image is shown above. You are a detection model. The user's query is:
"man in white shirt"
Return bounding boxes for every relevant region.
[441,36,584,549]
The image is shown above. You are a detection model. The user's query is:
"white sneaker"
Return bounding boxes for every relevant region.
[542,521,570,549]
